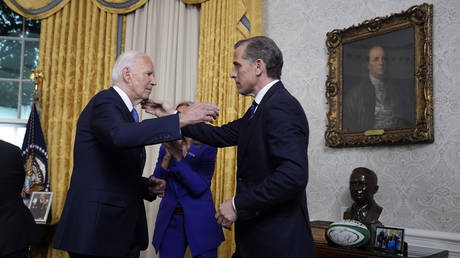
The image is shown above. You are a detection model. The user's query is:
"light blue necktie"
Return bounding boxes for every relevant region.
[248,101,258,120]
[131,108,139,122]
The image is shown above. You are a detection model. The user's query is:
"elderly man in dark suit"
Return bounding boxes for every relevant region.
[144,36,316,258]
[53,51,219,258]
[0,140,41,258]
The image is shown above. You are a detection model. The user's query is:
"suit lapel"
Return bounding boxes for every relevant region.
[109,87,136,123]
[108,87,145,175]
[237,82,284,164]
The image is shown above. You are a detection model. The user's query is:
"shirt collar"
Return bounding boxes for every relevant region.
[369,74,384,88]
[112,85,134,111]
[254,79,279,105]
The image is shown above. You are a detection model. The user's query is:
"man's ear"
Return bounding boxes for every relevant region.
[255,59,265,76]
[122,67,131,82]
[373,185,379,194]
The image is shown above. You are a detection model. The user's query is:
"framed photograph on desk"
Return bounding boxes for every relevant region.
[374,226,404,254]
[28,191,53,224]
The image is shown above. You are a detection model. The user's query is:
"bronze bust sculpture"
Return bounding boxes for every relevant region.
[344,167,383,246]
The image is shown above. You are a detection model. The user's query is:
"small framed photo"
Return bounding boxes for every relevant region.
[374,226,404,253]
[28,191,53,224]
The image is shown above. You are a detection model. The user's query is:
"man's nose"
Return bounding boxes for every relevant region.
[151,76,157,86]
[230,70,236,78]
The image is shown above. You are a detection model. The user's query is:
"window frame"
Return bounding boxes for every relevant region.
[0,7,40,146]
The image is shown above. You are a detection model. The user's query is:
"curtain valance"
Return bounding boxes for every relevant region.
[180,0,208,4]
[4,0,147,19]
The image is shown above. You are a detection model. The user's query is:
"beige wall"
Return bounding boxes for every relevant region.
[262,0,460,233]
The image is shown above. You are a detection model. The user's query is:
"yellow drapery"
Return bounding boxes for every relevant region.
[36,1,119,257]
[181,0,262,256]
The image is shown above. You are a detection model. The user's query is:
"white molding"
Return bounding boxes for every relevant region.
[405,228,460,258]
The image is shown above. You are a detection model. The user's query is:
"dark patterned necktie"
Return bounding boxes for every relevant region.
[131,108,139,122]
[248,101,258,120]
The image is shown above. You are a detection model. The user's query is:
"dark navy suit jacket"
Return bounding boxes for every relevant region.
[152,143,224,256]
[182,82,316,258]
[53,87,182,256]
[0,140,41,256]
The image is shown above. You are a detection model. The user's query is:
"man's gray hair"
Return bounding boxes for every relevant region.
[111,50,149,85]
[234,36,283,79]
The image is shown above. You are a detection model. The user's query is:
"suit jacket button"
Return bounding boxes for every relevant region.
[238,177,243,182]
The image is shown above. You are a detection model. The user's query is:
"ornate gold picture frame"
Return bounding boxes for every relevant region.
[325,3,433,147]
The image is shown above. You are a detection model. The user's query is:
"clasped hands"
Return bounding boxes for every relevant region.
[149,177,166,198]
[149,140,185,198]
[141,99,219,127]
[215,198,237,230]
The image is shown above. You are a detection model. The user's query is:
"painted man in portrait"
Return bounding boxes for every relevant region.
[342,45,414,132]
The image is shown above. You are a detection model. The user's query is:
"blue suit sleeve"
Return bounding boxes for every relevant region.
[168,145,217,197]
[181,120,240,147]
[91,100,181,148]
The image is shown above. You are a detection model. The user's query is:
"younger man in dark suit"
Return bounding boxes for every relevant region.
[144,36,316,258]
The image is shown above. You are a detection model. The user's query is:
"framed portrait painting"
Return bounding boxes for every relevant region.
[325,3,434,147]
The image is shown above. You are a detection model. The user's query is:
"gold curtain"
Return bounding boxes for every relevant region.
[34,0,119,257]
[181,0,262,256]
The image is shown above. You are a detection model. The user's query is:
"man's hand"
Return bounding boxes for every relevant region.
[179,102,219,128]
[215,198,237,230]
[149,177,166,197]
[141,99,175,117]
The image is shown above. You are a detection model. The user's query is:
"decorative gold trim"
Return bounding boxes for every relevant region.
[180,0,209,4]
[30,70,44,113]
[325,3,433,147]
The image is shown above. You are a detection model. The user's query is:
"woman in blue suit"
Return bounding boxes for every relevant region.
[151,102,224,258]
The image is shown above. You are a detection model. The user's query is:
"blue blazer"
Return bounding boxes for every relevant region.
[53,87,182,256]
[182,82,316,258]
[152,143,224,256]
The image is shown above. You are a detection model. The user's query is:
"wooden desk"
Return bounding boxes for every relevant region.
[315,242,448,258]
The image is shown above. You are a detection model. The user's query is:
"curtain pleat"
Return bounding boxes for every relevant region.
[36,1,119,257]
[194,0,262,257]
